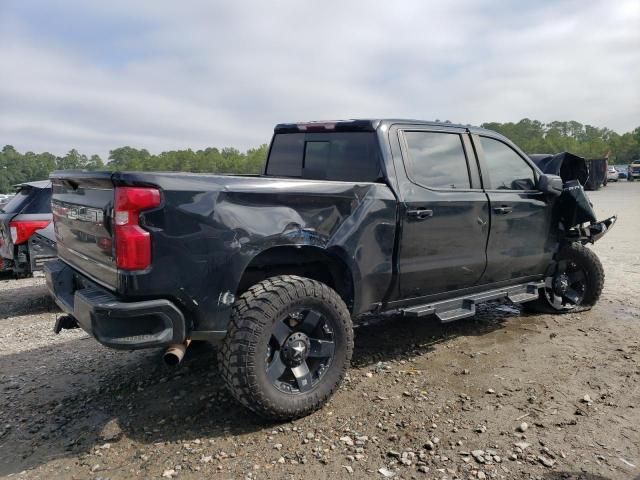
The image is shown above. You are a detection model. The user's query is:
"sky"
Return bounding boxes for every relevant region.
[1,0,639,160]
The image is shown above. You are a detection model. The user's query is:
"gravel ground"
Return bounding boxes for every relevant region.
[1,182,639,480]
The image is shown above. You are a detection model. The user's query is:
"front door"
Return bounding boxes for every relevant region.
[396,128,490,299]
[474,135,554,283]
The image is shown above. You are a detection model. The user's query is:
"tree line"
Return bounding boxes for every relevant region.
[0,144,268,193]
[107,145,267,174]
[481,119,640,163]
[1,119,639,193]
[0,146,105,194]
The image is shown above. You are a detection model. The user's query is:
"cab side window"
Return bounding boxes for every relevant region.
[480,137,536,190]
[403,131,471,189]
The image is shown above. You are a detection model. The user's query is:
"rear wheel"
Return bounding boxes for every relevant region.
[523,243,604,314]
[219,275,353,420]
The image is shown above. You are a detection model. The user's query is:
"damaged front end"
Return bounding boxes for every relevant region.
[531,152,617,245]
[556,178,617,245]
[563,214,617,245]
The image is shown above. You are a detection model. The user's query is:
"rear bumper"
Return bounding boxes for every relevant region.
[44,259,186,350]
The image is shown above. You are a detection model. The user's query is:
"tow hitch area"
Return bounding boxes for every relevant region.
[565,215,617,244]
[53,314,79,334]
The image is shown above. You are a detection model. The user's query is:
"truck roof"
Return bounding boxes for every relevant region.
[274,119,497,136]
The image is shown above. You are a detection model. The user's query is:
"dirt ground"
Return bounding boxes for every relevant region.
[1,182,638,480]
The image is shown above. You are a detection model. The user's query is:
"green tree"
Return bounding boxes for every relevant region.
[86,154,105,170]
[481,120,640,164]
[57,149,87,170]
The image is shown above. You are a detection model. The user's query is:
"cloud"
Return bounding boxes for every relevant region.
[0,0,638,159]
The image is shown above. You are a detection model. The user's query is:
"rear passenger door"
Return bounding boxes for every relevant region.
[394,127,490,299]
[474,135,554,282]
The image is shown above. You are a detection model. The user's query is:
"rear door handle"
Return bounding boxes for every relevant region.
[407,208,433,220]
[493,206,513,215]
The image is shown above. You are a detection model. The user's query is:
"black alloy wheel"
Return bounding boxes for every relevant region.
[265,308,336,394]
[542,259,587,311]
[523,243,604,314]
[219,275,353,420]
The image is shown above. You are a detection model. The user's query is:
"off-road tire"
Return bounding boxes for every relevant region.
[218,275,353,420]
[523,243,604,314]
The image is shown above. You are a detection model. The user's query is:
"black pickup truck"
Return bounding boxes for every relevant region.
[46,119,615,420]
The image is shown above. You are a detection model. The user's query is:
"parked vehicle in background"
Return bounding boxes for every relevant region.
[616,169,628,180]
[628,159,640,181]
[0,181,53,276]
[46,119,614,420]
[606,166,619,182]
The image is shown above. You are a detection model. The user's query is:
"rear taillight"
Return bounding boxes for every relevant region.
[9,220,51,245]
[114,186,161,271]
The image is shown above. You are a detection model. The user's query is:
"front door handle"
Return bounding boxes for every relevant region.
[493,206,513,215]
[407,208,434,220]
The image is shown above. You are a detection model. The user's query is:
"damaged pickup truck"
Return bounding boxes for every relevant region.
[45,119,616,420]
[0,181,55,276]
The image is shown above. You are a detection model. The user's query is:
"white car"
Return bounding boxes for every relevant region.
[606,166,619,182]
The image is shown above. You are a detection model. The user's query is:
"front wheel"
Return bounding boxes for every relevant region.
[219,275,353,420]
[523,243,604,314]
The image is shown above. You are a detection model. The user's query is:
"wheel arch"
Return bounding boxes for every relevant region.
[236,245,360,314]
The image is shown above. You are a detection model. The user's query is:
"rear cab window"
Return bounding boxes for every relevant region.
[265,132,383,182]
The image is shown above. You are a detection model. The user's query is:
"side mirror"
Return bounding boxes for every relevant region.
[538,174,563,196]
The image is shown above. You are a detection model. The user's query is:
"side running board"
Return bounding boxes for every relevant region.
[400,281,543,323]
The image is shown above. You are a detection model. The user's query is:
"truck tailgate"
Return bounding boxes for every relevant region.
[51,173,117,289]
